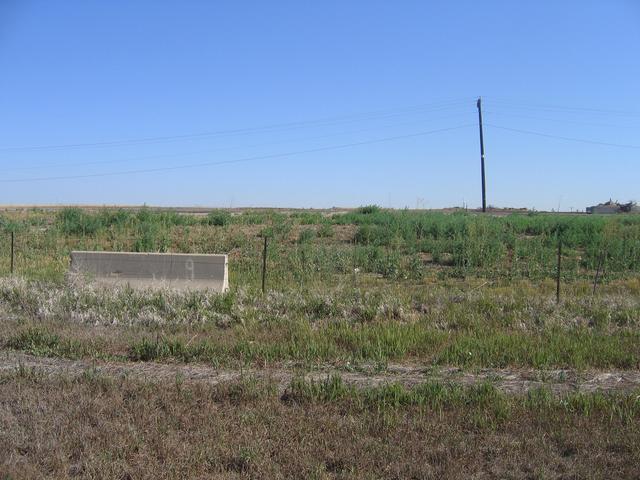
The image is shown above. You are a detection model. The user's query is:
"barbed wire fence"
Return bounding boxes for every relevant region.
[0,224,630,299]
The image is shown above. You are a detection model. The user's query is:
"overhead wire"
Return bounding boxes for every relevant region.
[0,124,475,183]
[482,97,640,117]
[485,123,640,148]
[2,109,477,172]
[483,110,640,129]
[4,96,638,185]
[0,98,474,153]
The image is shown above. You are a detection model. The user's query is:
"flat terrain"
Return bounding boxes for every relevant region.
[0,206,639,478]
[3,366,638,479]
[3,350,640,396]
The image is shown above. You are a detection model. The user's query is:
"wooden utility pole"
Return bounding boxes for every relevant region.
[477,97,487,212]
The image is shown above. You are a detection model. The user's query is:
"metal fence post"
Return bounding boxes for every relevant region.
[593,251,605,296]
[261,236,268,293]
[556,237,562,304]
[10,231,14,275]
[353,239,357,288]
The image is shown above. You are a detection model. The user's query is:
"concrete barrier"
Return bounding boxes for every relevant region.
[70,251,229,292]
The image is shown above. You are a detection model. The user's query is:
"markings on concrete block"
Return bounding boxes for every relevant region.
[70,251,229,292]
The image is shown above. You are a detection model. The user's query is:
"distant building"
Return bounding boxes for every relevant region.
[586,200,639,214]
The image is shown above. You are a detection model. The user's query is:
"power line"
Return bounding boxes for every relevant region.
[483,97,640,117]
[483,110,640,129]
[0,98,474,153]
[2,110,477,172]
[485,123,640,149]
[0,124,475,183]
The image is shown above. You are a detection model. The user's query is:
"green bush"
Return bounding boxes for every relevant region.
[205,210,232,226]
[297,228,316,244]
[56,208,102,236]
[317,223,334,238]
[356,205,381,215]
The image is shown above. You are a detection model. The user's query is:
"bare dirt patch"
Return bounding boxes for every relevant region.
[2,349,638,395]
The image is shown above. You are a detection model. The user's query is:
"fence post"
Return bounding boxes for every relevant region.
[592,251,604,295]
[10,231,14,275]
[352,239,357,288]
[556,237,562,304]
[261,236,268,294]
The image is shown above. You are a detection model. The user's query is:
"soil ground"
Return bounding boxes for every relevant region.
[2,349,639,396]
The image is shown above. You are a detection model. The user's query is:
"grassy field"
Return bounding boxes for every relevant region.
[1,369,639,479]
[0,206,639,478]
[1,205,639,283]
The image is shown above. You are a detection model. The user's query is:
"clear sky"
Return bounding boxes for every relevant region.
[0,1,638,210]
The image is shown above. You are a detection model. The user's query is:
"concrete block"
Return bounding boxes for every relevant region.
[70,251,229,292]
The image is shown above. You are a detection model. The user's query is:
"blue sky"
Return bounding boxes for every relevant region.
[0,1,638,210]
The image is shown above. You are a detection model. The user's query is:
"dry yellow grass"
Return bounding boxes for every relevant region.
[1,369,639,479]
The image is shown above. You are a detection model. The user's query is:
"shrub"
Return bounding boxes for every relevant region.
[56,208,102,236]
[356,205,381,215]
[297,228,316,244]
[134,221,168,252]
[205,210,231,226]
[317,223,334,238]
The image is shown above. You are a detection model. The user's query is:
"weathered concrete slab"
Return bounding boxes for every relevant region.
[70,251,229,292]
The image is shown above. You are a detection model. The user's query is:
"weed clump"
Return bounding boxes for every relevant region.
[205,210,232,226]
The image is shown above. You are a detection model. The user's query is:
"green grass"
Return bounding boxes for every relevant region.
[124,326,639,369]
[7,327,96,359]
[1,275,638,369]
[7,319,637,370]
[0,207,639,371]
[1,207,639,283]
[287,375,640,422]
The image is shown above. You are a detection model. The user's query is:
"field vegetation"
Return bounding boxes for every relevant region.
[1,369,639,478]
[0,206,639,477]
[1,206,639,283]
[0,207,638,369]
